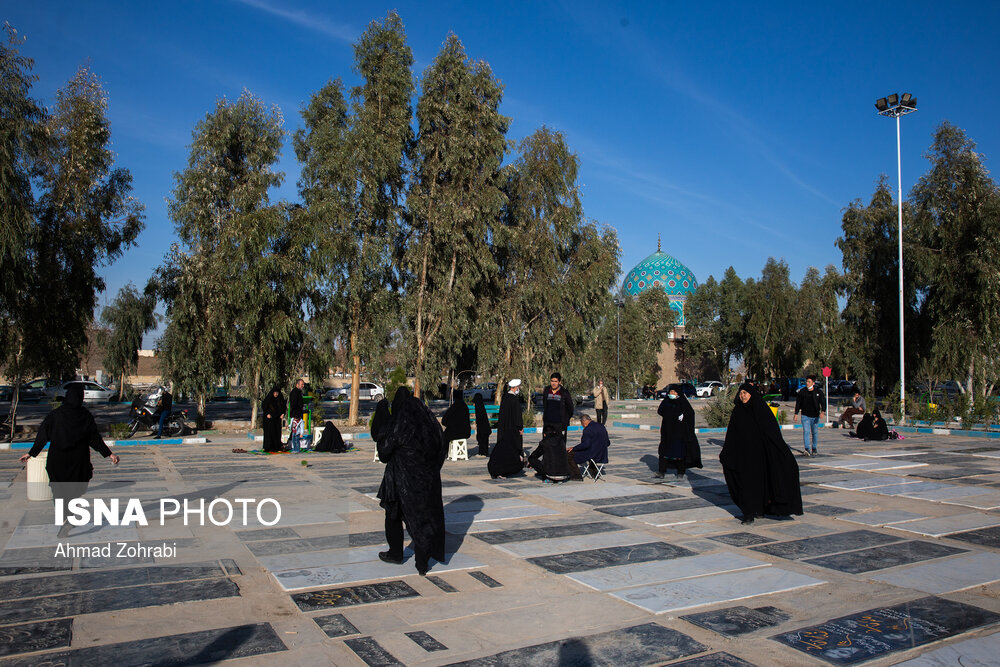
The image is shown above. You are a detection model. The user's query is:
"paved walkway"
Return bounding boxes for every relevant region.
[1,426,999,665]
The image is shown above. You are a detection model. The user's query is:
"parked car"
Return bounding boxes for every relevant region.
[54,380,115,403]
[0,385,13,402]
[464,383,497,402]
[655,383,697,400]
[330,382,385,402]
[695,381,724,398]
[24,378,63,399]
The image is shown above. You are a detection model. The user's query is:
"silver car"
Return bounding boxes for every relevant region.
[330,382,385,402]
[55,381,115,403]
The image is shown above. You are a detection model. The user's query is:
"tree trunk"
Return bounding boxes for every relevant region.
[197,392,207,430]
[446,368,454,403]
[249,366,261,429]
[349,332,360,426]
[119,370,126,402]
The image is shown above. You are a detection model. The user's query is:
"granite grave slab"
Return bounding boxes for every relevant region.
[596,497,714,517]
[343,637,403,666]
[0,618,73,658]
[838,510,928,527]
[313,613,361,638]
[425,575,458,592]
[473,521,624,545]
[0,561,232,600]
[670,653,757,666]
[0,577,240,625]
[493,529,653,558]
[709,532,776,547]
[889,513,1000,537]
[443,622,707,666]
[272,552,483,590]
[749,530,900,560]
[406,630,448,652]
[891,630,1000,666]
[803,540,967,574]
[527,541,696,574]
[611,567,825,614]
[871,551,1000,594]
[291,580,419,611]
[566,552,770,591]
[468,571,502,588]
[681,605,790,637]
[0,623,285,666]
[772,596,1000,665]
[946,525,1000,549]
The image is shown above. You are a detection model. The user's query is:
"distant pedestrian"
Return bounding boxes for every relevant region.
[153,385,172,439]
[489,379,526,479]
[655,384,702,480]
[288,378,305,452]
[376,387,447,575]
[721,383,802,525]
[261,385,285,453]
[20,383,120,505]
[593,379,610,425]
[473,393,492,456]
[793,374,825,456]
[839,391,866,429]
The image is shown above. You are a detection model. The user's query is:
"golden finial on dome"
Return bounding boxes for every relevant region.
[657,234,661,252]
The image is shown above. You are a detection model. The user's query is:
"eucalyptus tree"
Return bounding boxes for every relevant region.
[402,33,508,397]
[296,12,413,422]
[482,127,619,397]
[4,65,143,438]
[795,265,847,377]
[836,176,918,392]
[910,122,1000,397]
[98,284,158,401]
[159,90,284,426]
[743,258,797,378]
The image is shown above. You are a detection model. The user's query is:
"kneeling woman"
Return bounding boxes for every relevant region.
[721,383,803,525]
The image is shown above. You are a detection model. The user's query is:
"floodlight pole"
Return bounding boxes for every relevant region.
[877,94,916,424]
[615,298,622,401]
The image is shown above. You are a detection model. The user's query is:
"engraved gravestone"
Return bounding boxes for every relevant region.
[772,596,1000,665]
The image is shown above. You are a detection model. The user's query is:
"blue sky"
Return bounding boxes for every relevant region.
[8,1,1000,343]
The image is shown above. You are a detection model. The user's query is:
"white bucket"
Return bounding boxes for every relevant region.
[27,450,52,501]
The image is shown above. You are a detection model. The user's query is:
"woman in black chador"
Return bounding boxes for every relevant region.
[854,408,889,441]
[20,383,120,502]
[375,387,448,575]
[488,381,526,479]
[721,383,803,525]
[473,393,492,457]
[440,398,472,448]
[656,384,702,479]
[261,385,285,453]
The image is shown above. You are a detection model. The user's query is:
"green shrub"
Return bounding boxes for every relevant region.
[521,402,535,428]
[704,385,738,428]
[108,422,131,440]
[777,409,788,425]
[309,391,325,424]
[386,365,407,400]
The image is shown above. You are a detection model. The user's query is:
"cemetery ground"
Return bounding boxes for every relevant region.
[2,405,1000,665]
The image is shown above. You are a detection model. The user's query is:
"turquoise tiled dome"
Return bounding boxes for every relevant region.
[622,245,698,326]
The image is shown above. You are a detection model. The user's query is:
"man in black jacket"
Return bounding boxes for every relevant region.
[793,375,825,456]
[541,372,574,441]
[154,386,172,439]
[288,379,305,452]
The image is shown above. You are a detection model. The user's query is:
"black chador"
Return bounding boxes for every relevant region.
[314,420,346,452]
[855,408,889,441]
[721,383,803,524]
[26,383,115,501]
[441,399,472,446]
[376,387,447,575]
[261,385,285,453]
[656,386,703,477]
[489,389,525,479]
[473,393,492,456]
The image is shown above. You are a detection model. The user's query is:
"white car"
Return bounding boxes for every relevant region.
[695,381,724,398]
[329,382,385,402]
[55,380,115,403]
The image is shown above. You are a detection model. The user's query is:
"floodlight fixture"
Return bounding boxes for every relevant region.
[900,93,912,104]
[875,98,889,112]
[876,92,917,118]
[886,93,899,106]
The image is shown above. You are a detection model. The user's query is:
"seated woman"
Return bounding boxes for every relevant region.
[854,408,889,441]
[527,431,572,482]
